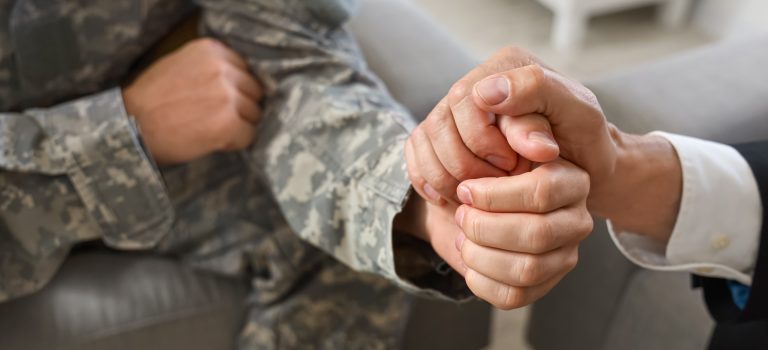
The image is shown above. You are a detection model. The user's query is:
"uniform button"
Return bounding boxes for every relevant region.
[696,267,714,274]
[711,235,731,250]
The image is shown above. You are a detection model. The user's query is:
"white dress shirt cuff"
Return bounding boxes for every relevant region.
[608,132,762,286]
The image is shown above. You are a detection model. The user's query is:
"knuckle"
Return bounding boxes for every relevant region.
[210,87,230,106]
[449,164,473,182]
[462,132,488,155]
[517,255,541,286]
[221,93,239,113]
[412,124,427,140]
[421,115,438,135]
[498,285,525,310]
[578,211,595,239]
[491,46,539,70]
[409,173,427,192]
[579,171,592,196]
[424,109,448,136]
[497,45,524,60]
[405,163,422,186]
[187,38,215,52]
[531,175,555,212]
[426,168,454,191]
[478,184,495,210]
[516,64,546,98]
[197,37,220,49]
[460,241,477,265]
[449,80,471,101]
[526,64,547,87]
[211,60,231,79]
[566,249,580,271]
[529,217,555,253]
[467,210,485,244]
[210,85,236,110]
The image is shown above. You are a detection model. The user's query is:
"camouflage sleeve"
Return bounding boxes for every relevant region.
[0,88,173,302]
[197,0,469,299]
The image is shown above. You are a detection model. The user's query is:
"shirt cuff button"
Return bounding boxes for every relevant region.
[711,235,731,250]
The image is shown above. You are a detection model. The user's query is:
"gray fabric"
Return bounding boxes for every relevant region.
[350,0,478,121]
[528,220,640,350]
[402,298,491,350]
[603,271,713,350]
[588,33,768,142]
[0,251,248,350]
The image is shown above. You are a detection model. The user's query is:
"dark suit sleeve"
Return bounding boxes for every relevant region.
[698,141,768,323]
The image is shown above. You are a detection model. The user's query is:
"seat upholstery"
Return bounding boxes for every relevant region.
[591,33,768,143]
[0,250,248,350]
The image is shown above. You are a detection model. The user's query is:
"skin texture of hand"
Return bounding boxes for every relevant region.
[406,45,683,244]
[123,38,263,165]
[396,158,593,309]
[404,112,594,309]
[466,50,682,243]
[395,195,466,274]
[455,159,592,309]
[405,47,608,204]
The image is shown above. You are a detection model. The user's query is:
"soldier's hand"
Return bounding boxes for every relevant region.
[404,47,561,205]
[406,46,619,208]
[123,38,263,165]
[453,159,593,310]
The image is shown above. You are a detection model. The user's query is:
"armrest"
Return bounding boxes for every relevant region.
[0,249,247,350]
[350,0,478,121]
[587,33,768,143]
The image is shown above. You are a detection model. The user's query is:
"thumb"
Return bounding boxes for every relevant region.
[472,64,580,125]
[497,114,559,163]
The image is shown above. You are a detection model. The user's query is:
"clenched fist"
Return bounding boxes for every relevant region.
[123,38,263,165]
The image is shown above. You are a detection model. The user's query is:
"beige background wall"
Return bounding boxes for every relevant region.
[694,0,768,39]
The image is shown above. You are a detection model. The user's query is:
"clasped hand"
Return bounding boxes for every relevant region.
[405,47,617,309]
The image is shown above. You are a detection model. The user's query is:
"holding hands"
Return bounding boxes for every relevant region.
[452,160,592,309]
[407,47,626,308]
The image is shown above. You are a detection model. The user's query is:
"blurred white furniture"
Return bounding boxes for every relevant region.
[536,0,692,52]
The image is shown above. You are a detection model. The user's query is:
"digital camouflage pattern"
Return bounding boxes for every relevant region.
[0,0,467,348]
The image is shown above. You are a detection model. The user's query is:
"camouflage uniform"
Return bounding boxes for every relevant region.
[0,0,469,349]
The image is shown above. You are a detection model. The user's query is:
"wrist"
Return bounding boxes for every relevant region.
[394,194,430,242]
[588,130,682,243]
[121,85,140,117]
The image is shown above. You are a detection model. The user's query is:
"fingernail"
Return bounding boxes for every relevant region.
[487,155,514,171]
[455,233,466,251]
[454,206,466,226]
[475,77,510,105]
[423,184,442,202]
[528,131,558,149]
[457,185,473,205]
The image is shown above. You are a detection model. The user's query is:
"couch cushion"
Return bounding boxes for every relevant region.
[0,250,247,350]
[603,270,714,350]
[588,33,768,144]
[528,220,640,350]
[350,0,478,122]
